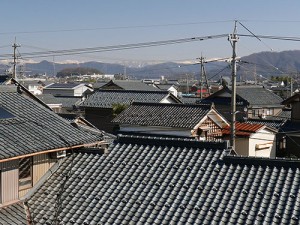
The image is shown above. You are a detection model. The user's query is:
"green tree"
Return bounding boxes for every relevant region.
[112,103,128,118]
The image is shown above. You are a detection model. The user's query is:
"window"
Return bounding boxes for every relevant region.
[266,108,274,116]
[19,157,32,190]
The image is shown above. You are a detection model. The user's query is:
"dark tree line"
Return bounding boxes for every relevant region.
[56,67,103,78]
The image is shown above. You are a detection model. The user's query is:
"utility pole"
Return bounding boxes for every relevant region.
[290,75,293,97]
[12,38,21,81]
[198,54,211,99]
[200,56,204,99]
[229,21,239,150]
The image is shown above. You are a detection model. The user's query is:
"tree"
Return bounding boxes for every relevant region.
[112,103,128,118]
[56,67,103,78]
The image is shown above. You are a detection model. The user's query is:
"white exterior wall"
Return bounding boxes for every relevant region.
[74,85,89,96]
[168,87,178,97]
[249,130,276,158]
[28,85,42,95]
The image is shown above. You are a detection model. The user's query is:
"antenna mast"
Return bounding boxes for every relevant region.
[229,21,239,150]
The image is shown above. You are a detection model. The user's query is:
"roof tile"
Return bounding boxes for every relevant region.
[24,135,300,225]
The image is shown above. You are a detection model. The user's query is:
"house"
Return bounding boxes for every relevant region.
[277,93,300,157]
[200,85,283,122]
[0,85,104,206]
[155,84,178,97]
[222,122,277,157]
[43,83,93,97]
[245,108,291,130]
[112,102,229,140]
[36,94,83,114]
[18,79,52,96]
[80,89,182,132]
[11,134,300,225]
[100,80,159,91]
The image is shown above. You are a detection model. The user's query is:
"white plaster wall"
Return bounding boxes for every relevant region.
[249,130,276,158]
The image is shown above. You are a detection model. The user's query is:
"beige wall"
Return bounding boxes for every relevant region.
[19,153,57,198]
[235,138,250,156]
[0,160,19,204]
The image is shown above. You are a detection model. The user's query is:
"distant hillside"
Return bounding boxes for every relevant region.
[240,50,300,76]
[2,50,300,80]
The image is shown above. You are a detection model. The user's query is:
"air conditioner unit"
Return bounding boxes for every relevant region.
[50,150,67,159]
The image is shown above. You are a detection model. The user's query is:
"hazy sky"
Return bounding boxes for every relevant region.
[1,0,300,64]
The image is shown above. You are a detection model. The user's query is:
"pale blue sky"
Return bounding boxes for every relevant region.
[1,0,300,63]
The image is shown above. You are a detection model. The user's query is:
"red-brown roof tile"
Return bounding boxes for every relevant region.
[222,122,264,136]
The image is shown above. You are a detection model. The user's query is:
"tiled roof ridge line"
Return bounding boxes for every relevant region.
[131,101,212,108]
[224,155,300,167]
[97,89,169,94]
[117,134,229,150]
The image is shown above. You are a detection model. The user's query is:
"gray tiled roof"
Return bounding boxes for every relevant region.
[0,202,26,225]
[44,83,84,89]
[0,86,102,160]
[236,86,283,106]
[245,119,285,130]
[25,135,300,225]
[205,86,283,107]
[112,102,212,128]
[36,94,82,108]
[80,90,178,108]
[180,96,199,104]
[102,80,159,91]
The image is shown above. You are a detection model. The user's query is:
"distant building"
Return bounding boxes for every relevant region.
[278,93,300,157]
[200,86,283,122]
[113,102,229,140]
[43,83,93,97]
[100,79,159,91]
[80,90,182,132]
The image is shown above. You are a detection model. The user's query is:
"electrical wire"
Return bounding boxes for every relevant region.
[0,34,228,59]
[0,20,233,35]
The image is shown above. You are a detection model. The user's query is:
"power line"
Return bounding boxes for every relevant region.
[0,34,228,60]
[0,20,233,35]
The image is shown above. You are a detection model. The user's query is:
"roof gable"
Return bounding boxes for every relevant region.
[102,80,159,91]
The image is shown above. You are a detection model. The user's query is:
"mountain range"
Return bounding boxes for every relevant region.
[2,50,300,80]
